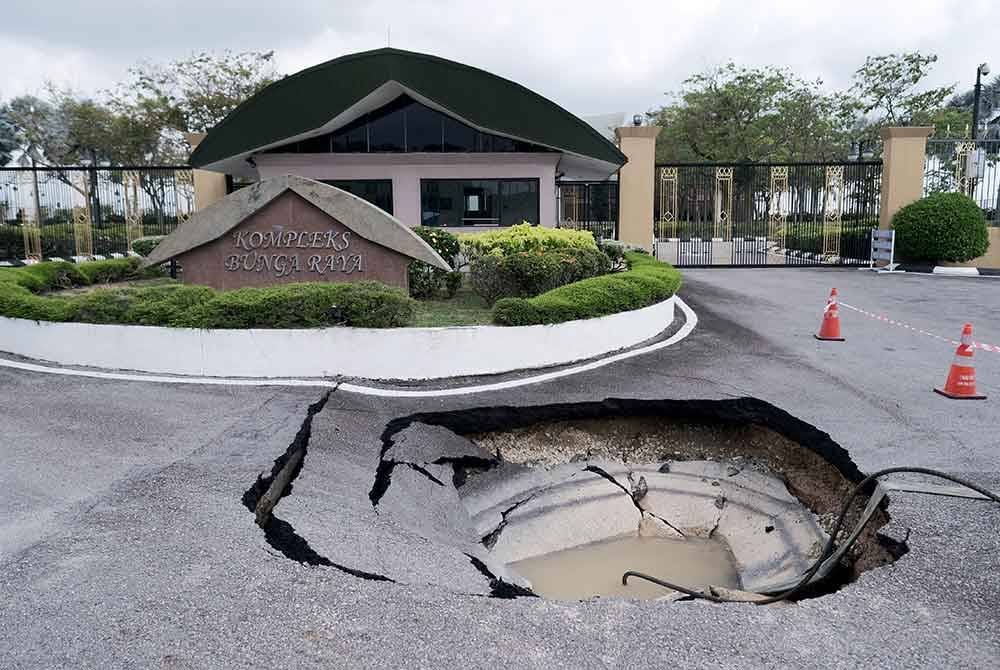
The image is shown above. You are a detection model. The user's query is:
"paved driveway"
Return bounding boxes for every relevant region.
[1,269,997,669]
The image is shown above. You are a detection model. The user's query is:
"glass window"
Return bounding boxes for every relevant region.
[405,102,442,152]
[321,180,393,215]
[443,116,476,152]
[500,180,539,226]
[421,179,537,227]
[262,95,555,155]
[332,121,367,152]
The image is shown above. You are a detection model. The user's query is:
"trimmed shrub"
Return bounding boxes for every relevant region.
[408,226,460,299]
[892,193,989,263]
[492,252,681,326]
[132,236,166,257]
[444,271,463,298]
[0,259,415,329]
[124,285,217,326]
[460,223,597,259]
[173,282,414,329]
[76,257,159,284]
[469,247,611,305]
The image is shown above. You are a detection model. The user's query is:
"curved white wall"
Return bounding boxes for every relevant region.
[0,297,674,381]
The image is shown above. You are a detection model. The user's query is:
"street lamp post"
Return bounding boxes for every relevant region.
[972,63,991,141]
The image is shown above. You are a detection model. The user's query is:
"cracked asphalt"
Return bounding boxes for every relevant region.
[1,269,998,669]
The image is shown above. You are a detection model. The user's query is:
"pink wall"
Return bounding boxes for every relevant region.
[255,153,560,228]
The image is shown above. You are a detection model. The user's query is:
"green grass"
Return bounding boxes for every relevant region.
[410,286,494,327]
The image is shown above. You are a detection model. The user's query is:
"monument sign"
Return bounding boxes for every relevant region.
[143,175,449,291]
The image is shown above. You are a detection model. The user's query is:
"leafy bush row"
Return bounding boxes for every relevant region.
[407,226,463,299]
[0,257,160,292]
[0,259,414,328]
[492,252,681,326]
[132,236,166,257]
[459,223,597,258]
[469,247,611,305]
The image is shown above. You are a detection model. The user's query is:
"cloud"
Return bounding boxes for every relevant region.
[1,0,994,116]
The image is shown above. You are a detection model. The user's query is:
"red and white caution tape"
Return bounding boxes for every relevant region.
[840,302,1000,354]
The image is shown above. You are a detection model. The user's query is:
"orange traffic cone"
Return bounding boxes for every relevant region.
[815,288,845,341]
[934,324,987,400]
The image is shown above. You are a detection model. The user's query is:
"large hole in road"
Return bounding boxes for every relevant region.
[247,397,906,602]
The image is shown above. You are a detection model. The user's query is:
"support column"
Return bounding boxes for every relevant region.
[878,126,933,230]
[615,125,661,250]
[184,133,229,211]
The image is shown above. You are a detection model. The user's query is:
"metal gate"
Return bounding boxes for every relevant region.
[653,161,881,267]
[557,181,618,240]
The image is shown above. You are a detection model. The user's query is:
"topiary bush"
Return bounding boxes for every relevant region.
[132,236,166,257]
[408,226,459,299]
[459,223,597,259]
[892,193,989,263]
[469,247,611,305]
[492,252,681,326]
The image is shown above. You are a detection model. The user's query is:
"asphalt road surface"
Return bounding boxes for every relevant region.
[1,269,998,669]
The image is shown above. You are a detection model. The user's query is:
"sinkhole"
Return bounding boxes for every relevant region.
[246,397,905,602]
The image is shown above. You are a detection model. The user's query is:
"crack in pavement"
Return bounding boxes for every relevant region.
[464,553,537,599]
[241,388,395,583]
[480,493,539,550]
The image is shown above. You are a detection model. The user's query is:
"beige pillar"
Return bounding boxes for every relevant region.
[184,133,228,211]
[615,125,661,250]
[878,127,933,230]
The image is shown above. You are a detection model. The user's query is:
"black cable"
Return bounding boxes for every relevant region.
[622,467,1000,604]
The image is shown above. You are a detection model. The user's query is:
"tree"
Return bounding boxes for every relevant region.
[648,62,855,162]
[110,50,279,134]
[0,103,17,166]
[850,52,954,137]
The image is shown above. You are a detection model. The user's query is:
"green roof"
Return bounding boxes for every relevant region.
[190,48,625,169]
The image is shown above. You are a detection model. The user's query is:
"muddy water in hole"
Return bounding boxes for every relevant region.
[509,535,741,600]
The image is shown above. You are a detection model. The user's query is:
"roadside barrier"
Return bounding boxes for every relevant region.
[934,323,987,400]
[815,288,845,341]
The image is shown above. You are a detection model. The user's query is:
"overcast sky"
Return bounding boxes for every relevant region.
[1,0,996,118]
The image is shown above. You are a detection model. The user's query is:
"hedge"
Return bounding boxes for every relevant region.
[132,236,166,257]
[407,226,462,299]
[0,259,414,328]
[470,247,611,304]
[892,193,989,263]
[459,223,597,258]
[492,252,681,325]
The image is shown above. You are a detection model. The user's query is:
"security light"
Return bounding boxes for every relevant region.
[632,114,642,127]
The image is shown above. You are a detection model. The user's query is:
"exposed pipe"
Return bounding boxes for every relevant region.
[623,467,1000,604]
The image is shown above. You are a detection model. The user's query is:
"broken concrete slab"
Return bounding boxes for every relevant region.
[487,467,641,564]
[384,422,494,466]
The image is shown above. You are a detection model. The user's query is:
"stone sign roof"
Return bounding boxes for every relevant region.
[143,175,451,271]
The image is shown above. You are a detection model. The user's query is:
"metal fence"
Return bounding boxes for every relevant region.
[924,139,1000,226]
[653,161,882,267]
[557,181,618,240]
[0,165,193,262]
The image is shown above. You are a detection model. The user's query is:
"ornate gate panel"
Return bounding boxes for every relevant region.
[653,161,881,267]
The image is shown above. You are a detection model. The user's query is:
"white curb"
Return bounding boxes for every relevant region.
[0,298,698,397]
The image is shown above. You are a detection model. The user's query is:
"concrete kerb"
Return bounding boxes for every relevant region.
[0,296,677,380]
[0,297,698,397]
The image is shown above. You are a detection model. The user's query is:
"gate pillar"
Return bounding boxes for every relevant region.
[185,133,229,212]
[615,125,661,250]
[879,126,933,230]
